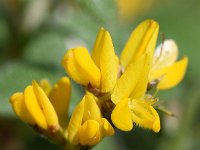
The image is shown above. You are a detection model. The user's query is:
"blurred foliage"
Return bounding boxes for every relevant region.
[0,0,200,149]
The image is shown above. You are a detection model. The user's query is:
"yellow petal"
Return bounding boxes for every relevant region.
[24,85,47,129]
[62,49,85,85]
[68,94,101,144]
[130,53,151,99]
[111,98,133,131]
[99,30,119,93]
[130,99,160,132]
[62,48,101,88]
[150,57,188,90]
[120,19,159,68]
[49,77,71,128]
[92,28,119,92]
[111,54,146,104]
[82,94,101,122]
[67,96,85,144]
[153,114,160,133]
[152,39,178,70]
[99,118,115,136]
[39,79,52,96]
[91,27,105,67]
[32,81,59,130]
[73,48,101,88]
[78,120,100,146]
[10,92,35,125]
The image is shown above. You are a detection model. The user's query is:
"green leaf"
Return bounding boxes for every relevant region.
[24,32,66,67]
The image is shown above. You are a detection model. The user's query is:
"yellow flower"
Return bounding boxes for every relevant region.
[110,20,165,132]
[111,53,160,132]
[111,21,188,132]
[111,20,160,132]
[62,27,119,93]
[149,39,188,90]
[10,77,71,131]
[67,94,114,146]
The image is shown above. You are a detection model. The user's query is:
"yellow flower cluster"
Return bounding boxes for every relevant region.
[10,19,188,148]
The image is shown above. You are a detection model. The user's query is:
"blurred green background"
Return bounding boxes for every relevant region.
[0,0,200,149]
